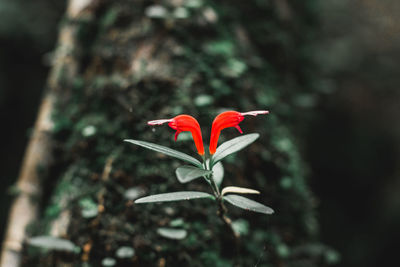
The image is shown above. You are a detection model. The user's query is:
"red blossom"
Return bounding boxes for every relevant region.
[209,110,269,154]
[148,115,205,155]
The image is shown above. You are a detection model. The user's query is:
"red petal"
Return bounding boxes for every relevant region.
[209,110,268,154]
[174,130,181,141]
[148,119,173,125]
[235,125,243,134]
[148,115,204,155]
[240,110,269,116]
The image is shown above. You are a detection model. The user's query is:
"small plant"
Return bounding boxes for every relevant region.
[125,110,273,236]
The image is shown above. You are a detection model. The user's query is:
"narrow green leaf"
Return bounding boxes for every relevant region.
[27,236,77,252]
[223,194,274,215]
[221,186,260,196]
[135,191,214,203]
[205,159,224,186]
[124,139,202,167]
[175,165,212,183]
[157,228,187,240]
[212,161,224,186]
[212,133,259,165]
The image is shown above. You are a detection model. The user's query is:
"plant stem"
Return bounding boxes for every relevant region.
[206,161,238,240]
[209,172,220,197]
[203,156,218,198]
[219,206,239,239]
[217,190,240,264]
[203,157,240,258]
[216,194,239,239]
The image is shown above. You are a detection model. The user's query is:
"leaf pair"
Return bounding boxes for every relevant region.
[125,133,258,185]
[134,191,273,215]
[125,133,259,167]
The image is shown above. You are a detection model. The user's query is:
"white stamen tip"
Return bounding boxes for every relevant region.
[241,110,269,116]
[147,119,173,125]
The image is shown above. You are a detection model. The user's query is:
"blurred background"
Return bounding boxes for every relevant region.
[0,0,65,247]
[1,0,399,266]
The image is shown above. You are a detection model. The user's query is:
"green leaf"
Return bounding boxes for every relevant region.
[212,133,259,165]
[79,197,98,219]
[27,236,77,252]
[116,246,135,258]
[124,187,146,200]
[211,161,224,186]
[232,219,249,236]
[135,191,214,203]
[223,194,274,215]
[221,186,260,196]
[175,165,212,183]
[102,257,116,266]
[169,218,185,227]
[157,228,187,240]
[124,139,202,167]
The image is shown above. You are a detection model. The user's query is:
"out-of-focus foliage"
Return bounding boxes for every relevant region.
[1,0,398,266]
[22,0,335,266]
[306,1,400,267]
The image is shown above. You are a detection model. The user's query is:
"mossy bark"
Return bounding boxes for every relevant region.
[21,0,335,266]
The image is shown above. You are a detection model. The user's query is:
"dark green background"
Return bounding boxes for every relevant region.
[1,0,399,266]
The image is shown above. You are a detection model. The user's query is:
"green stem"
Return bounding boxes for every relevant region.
[209,172,220,197]
[204,153,239,256]
[203,156,221,197]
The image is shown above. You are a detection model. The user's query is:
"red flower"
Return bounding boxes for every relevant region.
[209,110,269,154]
[148,115,205,155]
